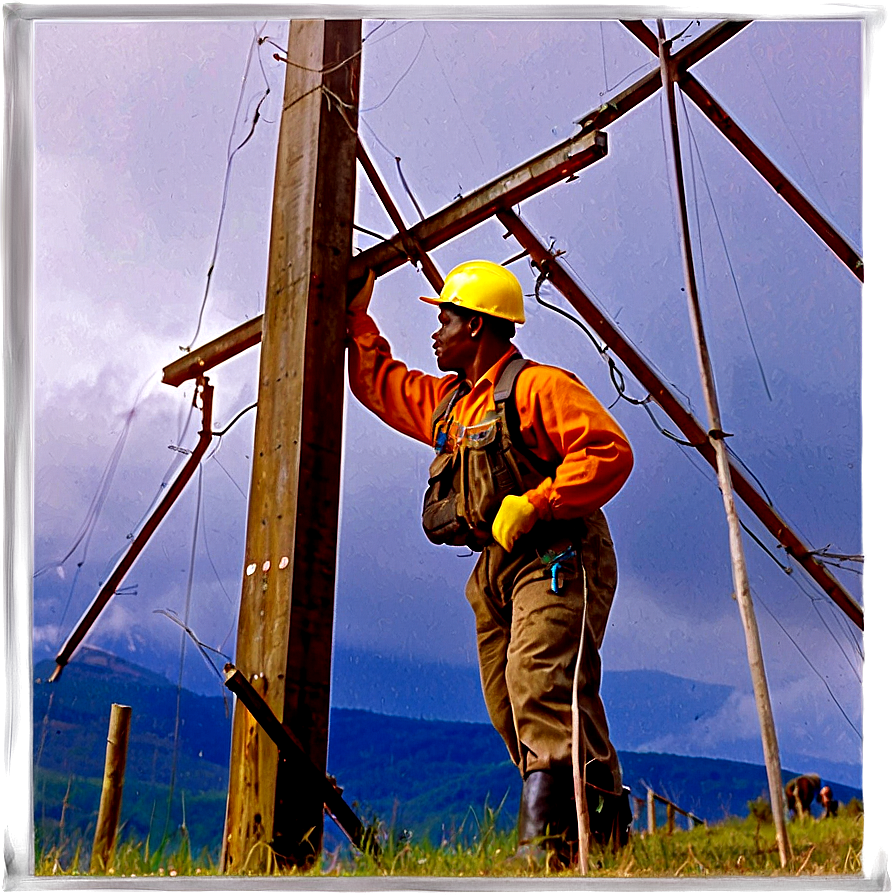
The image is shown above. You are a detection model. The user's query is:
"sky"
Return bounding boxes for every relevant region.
[10,5,891,869]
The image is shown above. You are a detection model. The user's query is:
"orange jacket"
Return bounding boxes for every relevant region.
[347,309,633,522]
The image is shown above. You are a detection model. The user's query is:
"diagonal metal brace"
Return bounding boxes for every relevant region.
[223,664,380,859]
[619,19,863,282]
[49,377,216,681]
[496,208,862,632]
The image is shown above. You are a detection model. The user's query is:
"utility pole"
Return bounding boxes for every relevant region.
[220,19,361,873]
[656,19,790,867]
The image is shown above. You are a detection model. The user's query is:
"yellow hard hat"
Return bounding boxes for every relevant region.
[420,260,525,324]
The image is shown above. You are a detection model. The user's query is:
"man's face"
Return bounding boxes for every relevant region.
[432,305,476,374]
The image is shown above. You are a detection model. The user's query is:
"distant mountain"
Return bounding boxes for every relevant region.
[330,647,861,789]
[33,650,862,858]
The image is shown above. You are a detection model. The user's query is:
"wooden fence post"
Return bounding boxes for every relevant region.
[90,704,131,873]
[647,789,656,835]
[667,803,675,835]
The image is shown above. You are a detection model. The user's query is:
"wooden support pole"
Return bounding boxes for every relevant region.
[220,19,360,873]
[90,704,131,873]
[656,19,790,867]
[666,804,675,835]
[647,790,656,835]
[619,20,863,283]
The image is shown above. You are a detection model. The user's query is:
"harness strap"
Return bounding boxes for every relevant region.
[494,356,558,480]
[429,352,556,479]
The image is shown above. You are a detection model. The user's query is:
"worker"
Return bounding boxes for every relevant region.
[345,260,634,867]
[819,785,839,819]
[784,773,822,819]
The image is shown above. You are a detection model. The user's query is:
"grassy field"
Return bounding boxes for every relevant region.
[35,809,864,879]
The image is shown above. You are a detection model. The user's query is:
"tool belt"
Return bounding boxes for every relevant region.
[421,356,558,552]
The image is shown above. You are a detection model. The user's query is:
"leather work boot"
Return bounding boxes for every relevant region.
[513,769,576,871]
[588,784,633,850]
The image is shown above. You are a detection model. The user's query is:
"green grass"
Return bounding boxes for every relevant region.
[35,808,863,879]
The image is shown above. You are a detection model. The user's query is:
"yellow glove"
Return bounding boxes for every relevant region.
[492,494,538,552]
[347,269,375,314]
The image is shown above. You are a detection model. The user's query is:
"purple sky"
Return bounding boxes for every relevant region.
[20,8,883,830]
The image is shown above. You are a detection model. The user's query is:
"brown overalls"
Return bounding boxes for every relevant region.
[423,357,623,794]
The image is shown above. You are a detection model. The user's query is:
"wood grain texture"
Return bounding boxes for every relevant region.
[221,19,360,873]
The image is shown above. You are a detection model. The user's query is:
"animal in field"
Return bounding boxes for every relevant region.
[785,774,822,819]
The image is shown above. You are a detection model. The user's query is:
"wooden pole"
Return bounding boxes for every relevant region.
[656,19,790,867]
[220,19,361,873]
[647,790,656,835]
[90,704,131,873]
[619,20,863,283]
[666,804,675,835]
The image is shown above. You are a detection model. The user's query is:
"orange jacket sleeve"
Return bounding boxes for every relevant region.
[347,307,456,445]
[513,365,633,520]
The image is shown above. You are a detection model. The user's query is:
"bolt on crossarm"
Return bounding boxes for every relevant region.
[656,19,789,866]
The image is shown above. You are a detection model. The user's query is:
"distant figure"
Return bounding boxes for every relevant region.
[819,785,839,819]
[785,774,822,819]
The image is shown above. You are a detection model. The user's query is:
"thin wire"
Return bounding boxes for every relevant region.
[154,608,231,682]
[395,157,425,220]
[598,21,609,95]
[680,95,773,401]
[790,561,864,665]
[752,588,861,741]
[741,521,793,575]
[600,60,655,97]
[268,42,363,77]
[34,372,156,581]
[164,464,204,836]
[363,20,388,42]
[199,487,235,609]
[530,259,699,450]
[212,454,247,499]
[210,402,257,442]
[421,24,485,167]
[751,31,834,221]
[555,246,702,416]
[360,118,398,159]
[354,223,392,242]
[183,22,273,352]
[359,28,427,114]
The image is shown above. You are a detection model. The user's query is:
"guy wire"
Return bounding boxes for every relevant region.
[752,588,861,741]
[680,95,772,402]
[164,464,205,837]
[184,22,273,352]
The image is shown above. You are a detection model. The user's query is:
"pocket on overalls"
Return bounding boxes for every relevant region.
[421,452,469,546]
[461,417,515,541]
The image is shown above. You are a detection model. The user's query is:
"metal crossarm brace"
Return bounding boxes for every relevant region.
[161,20,751,390]
[223,665,378,859]
[49,378,215,680]
[357,142,444,292]
[161,128,606,388]
[496,208,862,631]
[619,19,863,282]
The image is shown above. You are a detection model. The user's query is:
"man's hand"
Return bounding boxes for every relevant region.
[492,494,538,552]
[347,269,375,314]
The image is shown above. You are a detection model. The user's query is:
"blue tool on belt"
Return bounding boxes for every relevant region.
[539,546,577,594]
